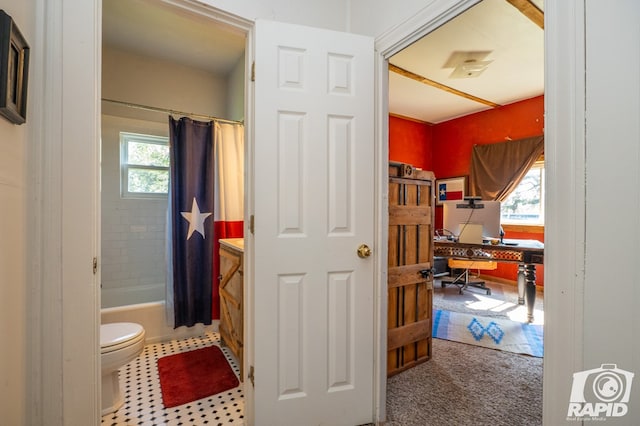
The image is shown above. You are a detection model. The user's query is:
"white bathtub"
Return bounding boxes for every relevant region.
[101,283,165,309]
[101,301,218,344]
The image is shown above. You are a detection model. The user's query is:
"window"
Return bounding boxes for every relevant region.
[120,132,169,198]
[500,161,544,225]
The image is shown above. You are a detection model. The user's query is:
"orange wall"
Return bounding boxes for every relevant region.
[389,115,434,171]
[432,96,544,179]
[388,96,545,285]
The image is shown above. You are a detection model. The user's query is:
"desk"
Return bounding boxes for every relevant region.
[434,239,544,322]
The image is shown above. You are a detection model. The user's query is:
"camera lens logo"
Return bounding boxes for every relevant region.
[568,364,634,419]
[593,371,623,402]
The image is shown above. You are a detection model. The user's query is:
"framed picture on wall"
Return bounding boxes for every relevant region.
[0,10,30,125]
[436,176,467,205]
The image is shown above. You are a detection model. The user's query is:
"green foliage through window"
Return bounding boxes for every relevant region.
[121,133,169,198]
[127,142,170,167]
[500,162,544,225]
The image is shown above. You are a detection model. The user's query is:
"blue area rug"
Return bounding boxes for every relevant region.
[432,309,543,357]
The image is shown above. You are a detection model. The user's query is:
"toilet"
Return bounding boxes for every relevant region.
[101,322,146,415]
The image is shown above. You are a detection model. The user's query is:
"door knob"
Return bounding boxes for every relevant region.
[357,244,372,258]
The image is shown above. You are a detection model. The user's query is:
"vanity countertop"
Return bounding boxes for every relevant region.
[219,238,244,252]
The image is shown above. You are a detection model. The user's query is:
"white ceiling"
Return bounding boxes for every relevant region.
[102,0,246,76]
[389,0,544,123]
[102,0,543,124]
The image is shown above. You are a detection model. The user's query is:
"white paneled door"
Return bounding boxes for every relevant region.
[253,19,375,425]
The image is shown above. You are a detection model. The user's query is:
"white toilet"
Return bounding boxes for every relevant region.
[100,322,146,415]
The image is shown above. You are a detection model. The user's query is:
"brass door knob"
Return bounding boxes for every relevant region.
[357,244,372,258]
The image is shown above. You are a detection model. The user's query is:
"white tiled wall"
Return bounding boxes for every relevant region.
[101,115,171,308]
[101,198,168,307]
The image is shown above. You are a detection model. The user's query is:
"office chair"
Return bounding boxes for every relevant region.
[440,259,497,295]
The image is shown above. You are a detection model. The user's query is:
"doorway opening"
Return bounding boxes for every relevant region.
[100,0,250,422]
[383,0,545,423]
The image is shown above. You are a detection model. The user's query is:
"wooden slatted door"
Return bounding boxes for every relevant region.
[387,163,435,377]
[219,241,244,379]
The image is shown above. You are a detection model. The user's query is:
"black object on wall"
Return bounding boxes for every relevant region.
[0,10,29,125]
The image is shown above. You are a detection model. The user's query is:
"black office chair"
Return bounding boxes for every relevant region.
[440,259,496,295]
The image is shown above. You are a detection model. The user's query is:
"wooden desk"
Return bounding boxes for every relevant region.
[434,238,543,322]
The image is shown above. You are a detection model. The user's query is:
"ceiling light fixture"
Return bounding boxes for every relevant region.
[450,59,493,78]
[443,51,494,79]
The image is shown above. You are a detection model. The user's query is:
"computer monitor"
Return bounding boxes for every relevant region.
[442,199,501,241]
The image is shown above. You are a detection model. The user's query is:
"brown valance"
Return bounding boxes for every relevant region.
[469,135,544,201]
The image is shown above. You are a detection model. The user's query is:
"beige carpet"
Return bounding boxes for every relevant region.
[433,277,544,325]
[385,279,543,425]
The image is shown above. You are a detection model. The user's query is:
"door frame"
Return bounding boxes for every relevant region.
[373,0,586,422]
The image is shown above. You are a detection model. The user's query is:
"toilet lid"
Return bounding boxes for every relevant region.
[100,322,145,349]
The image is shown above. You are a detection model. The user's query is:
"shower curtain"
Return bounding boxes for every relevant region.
[212,122,244,320]
[166,117,244,328]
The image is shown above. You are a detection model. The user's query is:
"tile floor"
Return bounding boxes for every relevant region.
[101,331,244,426]
[101,282,536,426]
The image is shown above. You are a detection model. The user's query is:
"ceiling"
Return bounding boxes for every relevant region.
[102,0,246,76]
[389,0,544,124]
[102,0,544,124]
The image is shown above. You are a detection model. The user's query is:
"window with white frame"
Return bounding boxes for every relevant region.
[500,160,545,225]
[120,132,170,198]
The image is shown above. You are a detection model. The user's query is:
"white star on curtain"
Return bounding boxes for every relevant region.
[180,197,212,240]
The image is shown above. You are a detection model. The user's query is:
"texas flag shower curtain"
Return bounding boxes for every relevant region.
[212,122,244,320]
[166,117,244,328]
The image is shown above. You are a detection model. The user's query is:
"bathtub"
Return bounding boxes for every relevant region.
[101,301,218,344]
[101,283,165,309]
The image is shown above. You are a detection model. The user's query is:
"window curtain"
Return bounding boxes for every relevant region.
[469,135,544,201]
[166,117,215,328]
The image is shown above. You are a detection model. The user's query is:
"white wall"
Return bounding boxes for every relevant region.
[348,0,444,36]
[102,46,229,119]
[0,99,28,426]
[227,55,246,121]
[583,0,640,417]
[200,0,348,31]
[0,2,33,424]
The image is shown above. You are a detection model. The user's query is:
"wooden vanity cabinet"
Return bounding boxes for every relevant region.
[219,238,244,379]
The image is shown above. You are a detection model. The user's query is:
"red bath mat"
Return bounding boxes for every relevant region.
[157,345,239,408]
